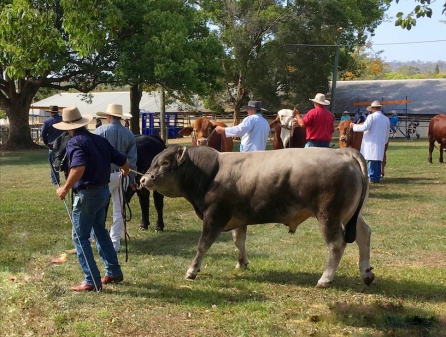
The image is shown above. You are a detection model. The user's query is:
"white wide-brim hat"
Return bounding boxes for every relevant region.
[309,93,330,106]
[367,100,382,110]
[97,103,132,118]
[53,106,93,131]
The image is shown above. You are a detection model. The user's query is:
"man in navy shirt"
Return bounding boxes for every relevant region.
[41,106,64,184]
[54,106,130,292]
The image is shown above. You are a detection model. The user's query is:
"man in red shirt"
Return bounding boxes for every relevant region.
[293,93,334,148]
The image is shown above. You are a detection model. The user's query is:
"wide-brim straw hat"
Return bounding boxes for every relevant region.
[241,100,267,111]
[309,93,330,105]
[97,103,132,118]
[367,100,382,110]
[342,110,349,114]
[53,106,93,130]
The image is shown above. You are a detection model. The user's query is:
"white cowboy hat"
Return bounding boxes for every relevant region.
[309,93,330,106]
[53,106,93,131]
[97,103,132,118]
[367,100,382,110]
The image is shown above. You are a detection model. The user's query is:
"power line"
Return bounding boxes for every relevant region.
[284,39,446,48]
[373,39,446,45]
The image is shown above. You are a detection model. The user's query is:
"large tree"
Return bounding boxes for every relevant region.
[113,0,224,134]
[0,0,123,149]
[198,0,389,123]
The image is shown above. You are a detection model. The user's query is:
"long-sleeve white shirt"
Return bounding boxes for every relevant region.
[224,113,270,152]
[352,111,390,161]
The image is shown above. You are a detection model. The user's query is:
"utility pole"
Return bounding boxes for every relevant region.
[330,27,342,114]
[159,85,166,142]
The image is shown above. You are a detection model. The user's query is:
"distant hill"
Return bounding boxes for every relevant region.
[386,60,446,73]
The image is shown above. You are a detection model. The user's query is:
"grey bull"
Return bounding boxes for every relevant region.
[140,145,374,287]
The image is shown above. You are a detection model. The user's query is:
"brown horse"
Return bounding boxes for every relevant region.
[337,120,388,177]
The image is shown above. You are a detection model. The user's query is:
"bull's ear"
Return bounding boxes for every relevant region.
[178,127,193,136]
[176,146,188,165]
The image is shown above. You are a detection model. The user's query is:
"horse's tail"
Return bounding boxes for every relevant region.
[342,148,369,243]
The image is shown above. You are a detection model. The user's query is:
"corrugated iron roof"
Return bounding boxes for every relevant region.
[333,79,446,115]
[30,91,211,117]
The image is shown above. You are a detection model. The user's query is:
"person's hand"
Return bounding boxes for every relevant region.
[215,126,225,134]
[56,185,69,200]
[293,108,300,116]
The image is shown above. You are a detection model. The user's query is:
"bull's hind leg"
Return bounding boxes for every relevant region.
[316,219,346,288]
[355,213,374,285]
[232,225,248,269]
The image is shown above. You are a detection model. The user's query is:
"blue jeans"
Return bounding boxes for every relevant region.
[71,187,122,286]
[367,160,382,183]
[305,140,330,148]
[49,150,60,185]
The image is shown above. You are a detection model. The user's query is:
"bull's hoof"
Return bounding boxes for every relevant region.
[155,227,164,232]
[315,281,332,288]
[362,272,375,286]
[139,225,148,231]
[235,262,249,270]
[185,273,197,280]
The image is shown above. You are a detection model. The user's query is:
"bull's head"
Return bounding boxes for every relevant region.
[140,145,187,197]
[178,117,216,146]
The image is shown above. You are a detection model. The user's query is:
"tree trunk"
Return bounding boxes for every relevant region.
[2,97,37,150]
[159,85,166,142]
[130,84,142,135]
[232,72,245,126]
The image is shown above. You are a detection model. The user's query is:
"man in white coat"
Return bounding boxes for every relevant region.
[350,101,390,183]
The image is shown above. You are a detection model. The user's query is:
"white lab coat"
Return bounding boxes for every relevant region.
[352,111,390,161]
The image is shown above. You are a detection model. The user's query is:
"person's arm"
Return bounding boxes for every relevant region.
[41,121,49,145]
[120,159,130,177]
[293,108,305,127]
[56,166,85,200]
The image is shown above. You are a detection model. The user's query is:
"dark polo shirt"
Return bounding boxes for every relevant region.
[66,127,127,191]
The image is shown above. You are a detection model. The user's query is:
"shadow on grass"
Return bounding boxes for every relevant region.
[116,280,268,307]
[329,301,445,337]
[0,148,48,166]
[244,270,446,303]
[127,228,233,257]
[381,176,438,185]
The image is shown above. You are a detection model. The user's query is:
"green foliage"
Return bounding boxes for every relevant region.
[392,0,445,30]
[0,109,5,119]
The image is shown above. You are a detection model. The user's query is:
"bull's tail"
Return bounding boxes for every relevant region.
[343,148,369,243]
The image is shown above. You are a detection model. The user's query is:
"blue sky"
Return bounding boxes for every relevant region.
[370,0,446,62]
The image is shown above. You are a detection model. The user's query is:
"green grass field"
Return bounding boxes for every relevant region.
[0,139,445,337]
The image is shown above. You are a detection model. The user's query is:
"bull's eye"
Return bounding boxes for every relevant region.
[161,160,170,167]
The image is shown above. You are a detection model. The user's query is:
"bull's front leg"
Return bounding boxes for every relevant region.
[355,213,374,285]
[153,190,165,232]
[185,217,226,280]
[232,225,248,269]
[137,189,151,230]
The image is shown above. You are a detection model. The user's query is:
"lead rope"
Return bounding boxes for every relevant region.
[118,174,130,262]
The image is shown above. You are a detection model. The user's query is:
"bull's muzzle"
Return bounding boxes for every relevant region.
[140,175,155,190]
[196,137,208,146]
